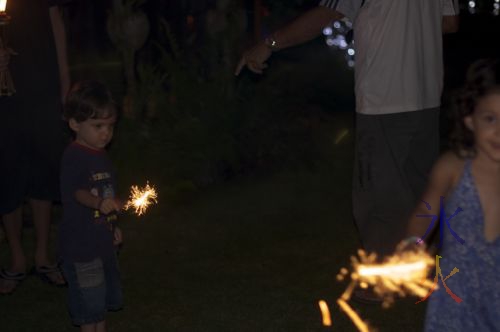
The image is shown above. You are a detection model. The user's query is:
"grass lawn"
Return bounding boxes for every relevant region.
[0,112,426,332]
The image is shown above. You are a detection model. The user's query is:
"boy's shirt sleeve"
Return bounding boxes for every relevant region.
[61,151,90,201]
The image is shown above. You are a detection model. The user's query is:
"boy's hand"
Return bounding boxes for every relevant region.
[113,226,123,246]
[98,198,121,214]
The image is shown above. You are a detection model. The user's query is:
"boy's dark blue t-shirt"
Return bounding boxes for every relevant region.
[59,142,117,262]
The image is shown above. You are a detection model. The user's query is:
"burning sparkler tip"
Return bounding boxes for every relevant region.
[124,182,158,216]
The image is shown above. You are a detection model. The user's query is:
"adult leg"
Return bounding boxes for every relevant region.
[28,103,65,285]
[80,321,105,332]
[0,97,29,293]
[96,321,106,332]
[30,199,51,267]
[0,207,27,294]
[30,198,65,285]
[1,207,26,273]
[81,323,97,332]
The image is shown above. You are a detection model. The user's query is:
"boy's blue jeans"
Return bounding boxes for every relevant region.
[61,255,123,326]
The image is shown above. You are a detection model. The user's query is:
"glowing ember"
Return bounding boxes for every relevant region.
[334,129,349,145]
[330,248,435,331]
[318,300,332,326]
[337,298,370,332]
[353,249,435,302]
[124,182,158,216]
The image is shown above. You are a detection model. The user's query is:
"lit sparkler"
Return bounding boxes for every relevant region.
[322,249,435,331]
[318,300,332,326]
[124,182,158,216]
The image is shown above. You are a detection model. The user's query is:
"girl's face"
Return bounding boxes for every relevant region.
[69,116,116,150]
[465,92,500,163]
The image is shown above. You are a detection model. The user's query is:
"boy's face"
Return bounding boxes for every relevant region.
[69,116,117,150]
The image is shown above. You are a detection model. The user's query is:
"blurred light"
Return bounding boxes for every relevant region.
[324,18,355,68]
[468,0,476,8]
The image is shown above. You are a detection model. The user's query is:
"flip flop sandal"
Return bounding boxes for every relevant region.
[0,268,27,295]
[31,265,67,287]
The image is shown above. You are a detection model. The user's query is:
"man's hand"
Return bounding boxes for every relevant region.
[99,198,121,215]
[235,42,272,76]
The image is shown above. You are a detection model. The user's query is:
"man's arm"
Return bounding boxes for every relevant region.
[442,0,460,34]
[269,6,344,51]
[49,6,70,102]
[235,6,343,75]
[443,15,459,34]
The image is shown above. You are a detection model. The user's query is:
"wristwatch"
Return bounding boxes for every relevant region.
[264,34,278,51]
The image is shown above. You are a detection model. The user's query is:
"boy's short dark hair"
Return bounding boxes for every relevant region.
[64,81,118,122]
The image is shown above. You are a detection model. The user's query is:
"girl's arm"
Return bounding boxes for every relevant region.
[405,152,462,243]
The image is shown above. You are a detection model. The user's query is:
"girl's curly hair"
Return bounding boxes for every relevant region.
[450,59,500,158]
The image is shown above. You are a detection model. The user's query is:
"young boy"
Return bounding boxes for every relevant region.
[59,81,123,332]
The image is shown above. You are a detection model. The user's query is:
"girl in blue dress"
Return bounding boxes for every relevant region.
[405,59,500,332]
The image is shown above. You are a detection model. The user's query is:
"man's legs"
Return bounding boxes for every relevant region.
[352,108,439,258]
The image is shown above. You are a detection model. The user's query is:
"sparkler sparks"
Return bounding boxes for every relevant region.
[328,249,435,332]
[353,249,435,302]
[318,300,332,326]
[124,182,158,216]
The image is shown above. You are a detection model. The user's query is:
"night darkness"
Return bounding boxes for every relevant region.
[1,1,500,331]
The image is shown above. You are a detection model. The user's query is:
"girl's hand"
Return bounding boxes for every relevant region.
[99,198,121,214]
[395,236,427,253]
[113,226,123,246]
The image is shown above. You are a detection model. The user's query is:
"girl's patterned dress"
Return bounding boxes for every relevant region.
[424,160,500,331]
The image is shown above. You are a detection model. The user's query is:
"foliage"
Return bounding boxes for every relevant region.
[110,1,352,201]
